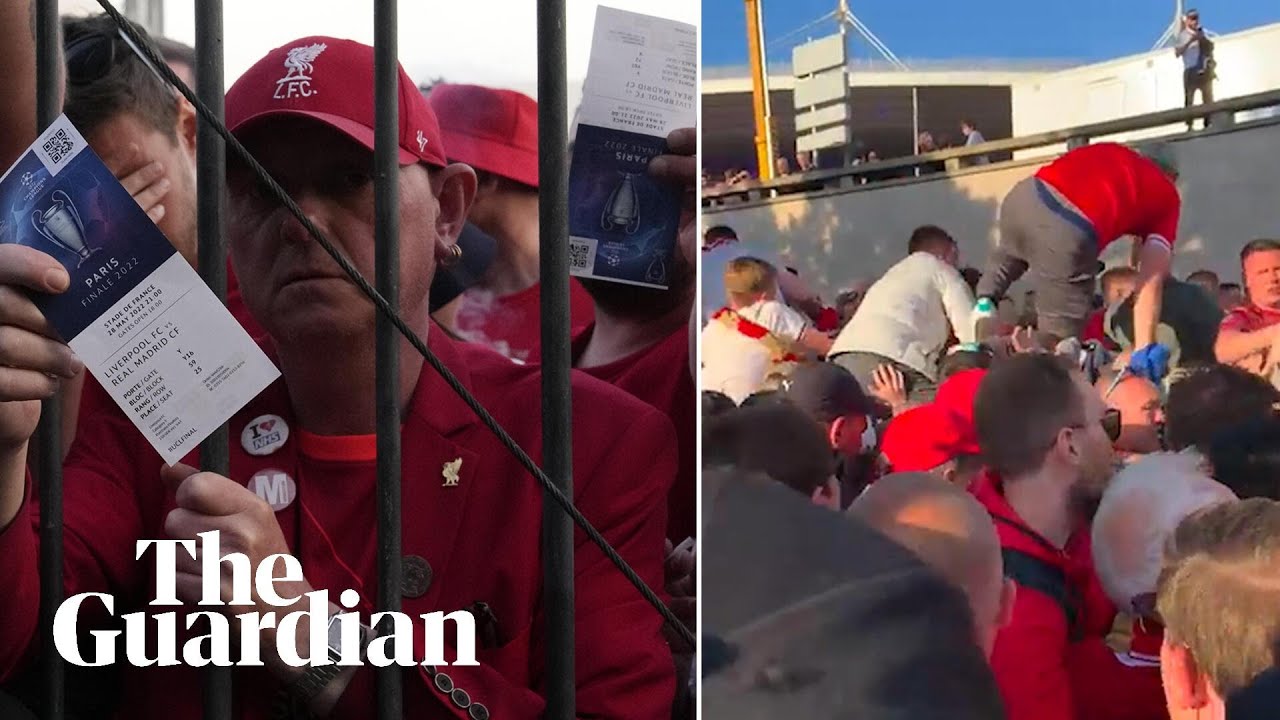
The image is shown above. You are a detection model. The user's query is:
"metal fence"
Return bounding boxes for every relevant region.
[704,85,1280,207]
[28,0,688,717]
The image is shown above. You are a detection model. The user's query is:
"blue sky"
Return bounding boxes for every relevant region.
[702,1,1280,68]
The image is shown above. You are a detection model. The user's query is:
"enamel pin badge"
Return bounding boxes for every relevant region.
[442,458,462,487]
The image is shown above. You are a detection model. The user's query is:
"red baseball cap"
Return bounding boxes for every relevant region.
[225,36,447,167]
[934,368,987,430]
[880,404,981,473]
[427,83,538,188]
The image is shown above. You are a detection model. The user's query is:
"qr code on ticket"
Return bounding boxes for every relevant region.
[41,128,75,165]
[569,237,597,272]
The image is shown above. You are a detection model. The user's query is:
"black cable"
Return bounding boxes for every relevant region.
[92,1,694,650]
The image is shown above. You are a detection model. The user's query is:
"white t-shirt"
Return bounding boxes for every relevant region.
[830,252,975,381]
[701,299,809,404]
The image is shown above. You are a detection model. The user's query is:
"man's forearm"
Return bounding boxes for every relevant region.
[1215,327,1277,365]
[1131,274,1164,349]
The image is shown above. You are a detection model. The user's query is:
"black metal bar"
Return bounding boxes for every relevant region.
[536,0,574,716]
[372,1,403,719]
[34,0,63,716]
[195,2,233,717]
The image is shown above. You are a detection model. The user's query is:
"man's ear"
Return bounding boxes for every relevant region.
[432,163,477,246]
[828,415,846,449]
[176,96,198,159]
[1160,639,1211,711]
[941,462,958,486]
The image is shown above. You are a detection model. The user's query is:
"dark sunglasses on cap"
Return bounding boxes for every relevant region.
[65,27,165,86]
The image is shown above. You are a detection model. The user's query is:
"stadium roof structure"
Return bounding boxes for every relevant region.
[703,59,1077,95]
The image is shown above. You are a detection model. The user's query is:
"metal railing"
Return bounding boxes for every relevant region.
[27,1,689,718]
[704,86,1280,207]
[33,3,64,720]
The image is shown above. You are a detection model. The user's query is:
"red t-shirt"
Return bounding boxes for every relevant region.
[573,323,695,544]
[454,280,596,364]
[1067,618,1168,720]
[1035,143,1181,253]
[1219,302,1280,333]
[1,331,676,719]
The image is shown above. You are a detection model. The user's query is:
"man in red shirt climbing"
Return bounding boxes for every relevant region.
[973,142,1182,384]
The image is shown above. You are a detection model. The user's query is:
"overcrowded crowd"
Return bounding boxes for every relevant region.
[702,138,1280,718]
[0,5,696,719]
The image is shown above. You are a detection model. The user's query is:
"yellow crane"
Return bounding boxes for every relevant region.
[745,0,775,181]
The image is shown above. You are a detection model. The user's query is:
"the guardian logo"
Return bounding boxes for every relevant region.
[52,531,477,669]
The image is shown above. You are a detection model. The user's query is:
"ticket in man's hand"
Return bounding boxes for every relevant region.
[0,115,279,465]
[567,6,696,290]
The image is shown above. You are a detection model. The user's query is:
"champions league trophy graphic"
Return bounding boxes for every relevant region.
[31,189,98,266]
[645,249,667,284]
[601,172,641,234]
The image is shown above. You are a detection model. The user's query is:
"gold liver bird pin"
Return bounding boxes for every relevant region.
[442,457,462,487]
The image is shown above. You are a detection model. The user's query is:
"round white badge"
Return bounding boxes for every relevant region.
[241,414,290,456]
[247,469,297,512]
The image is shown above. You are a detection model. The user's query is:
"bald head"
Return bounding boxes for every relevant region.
[1097,372,1164,456]
[849,472,1012,657]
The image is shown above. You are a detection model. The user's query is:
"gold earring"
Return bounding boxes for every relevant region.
[440,243,462,267]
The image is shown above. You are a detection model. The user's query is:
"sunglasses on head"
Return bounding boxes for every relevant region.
[65,28,166,86]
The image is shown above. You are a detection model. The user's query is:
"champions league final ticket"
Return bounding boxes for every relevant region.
[568,6,696,290]
[0,116,279,465]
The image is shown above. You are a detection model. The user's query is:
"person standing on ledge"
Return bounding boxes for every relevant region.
[1176,8,1215,130]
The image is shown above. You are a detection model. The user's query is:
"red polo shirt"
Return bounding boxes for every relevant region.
[454,280,596,364]
[1219,302,1280,334]
[0,330,676,719]
[573,323,695,544]
[1035,143,1181,253]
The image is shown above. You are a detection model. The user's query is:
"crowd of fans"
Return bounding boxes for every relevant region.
[702,203,1280,715]
[0,5,695,719]
[703,118,996,195]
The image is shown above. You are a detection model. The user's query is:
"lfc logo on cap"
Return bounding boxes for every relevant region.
[275,43,327,99]
[242,414,290,456]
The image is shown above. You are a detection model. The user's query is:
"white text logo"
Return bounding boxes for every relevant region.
[274,43,328,100]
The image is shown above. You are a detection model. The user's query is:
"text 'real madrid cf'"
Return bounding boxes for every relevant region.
[0,115,279,465]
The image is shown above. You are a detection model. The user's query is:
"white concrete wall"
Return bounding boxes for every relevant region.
[1010,22,1280,159]
[703,119,1280,302]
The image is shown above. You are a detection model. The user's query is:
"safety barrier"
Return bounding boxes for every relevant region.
[703,86,1280,207]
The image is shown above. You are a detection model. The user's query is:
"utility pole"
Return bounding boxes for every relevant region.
[745,0,776,181]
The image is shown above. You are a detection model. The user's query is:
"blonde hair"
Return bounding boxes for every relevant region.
[1157,498,1280,697]
[724,256,778,307]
